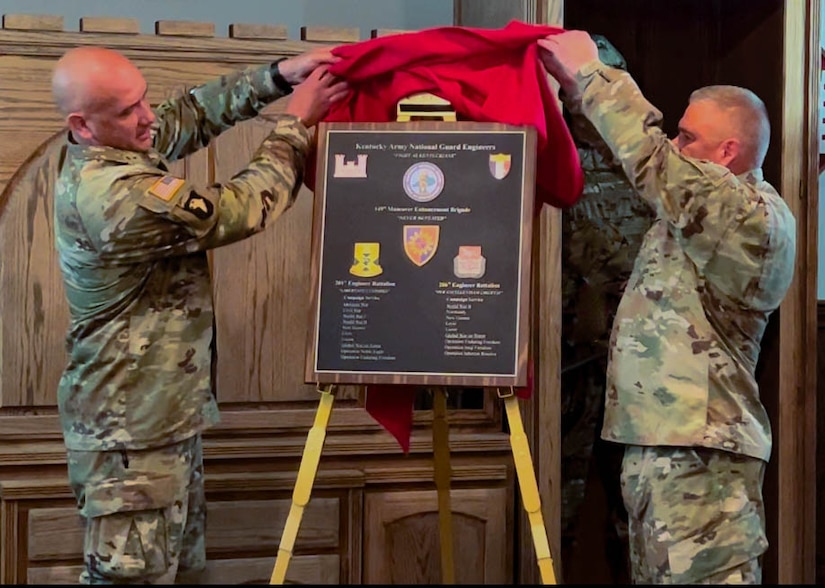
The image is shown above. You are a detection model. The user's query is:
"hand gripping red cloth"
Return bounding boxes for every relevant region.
[312,20,576,453]
[307,19,584,210]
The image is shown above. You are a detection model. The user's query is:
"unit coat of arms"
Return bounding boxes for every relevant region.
[334,153,368,178]
[403,225,440,267]
[350,242,383,277]
[489,153,511,180]
[453,245,486,278]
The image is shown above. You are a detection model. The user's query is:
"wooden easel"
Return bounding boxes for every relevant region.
[270,94,557,585]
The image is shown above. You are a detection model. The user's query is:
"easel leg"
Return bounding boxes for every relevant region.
[499,388,557,585]
[270,384,336,585]
[432,387,456,584]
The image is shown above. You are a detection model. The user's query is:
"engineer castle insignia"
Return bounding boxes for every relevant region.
[334,154,368,178]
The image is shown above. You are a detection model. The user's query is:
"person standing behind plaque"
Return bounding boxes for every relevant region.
[558,34,652,583]
[51,45,347,584]
[538,31,796,584]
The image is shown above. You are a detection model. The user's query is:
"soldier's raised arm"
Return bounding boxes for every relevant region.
[152,46,341,161]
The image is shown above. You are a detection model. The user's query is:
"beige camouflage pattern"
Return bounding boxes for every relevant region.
[67,435,206,583]
[565,63,796,462]
[54,64,310,452]
[621,445,767,584]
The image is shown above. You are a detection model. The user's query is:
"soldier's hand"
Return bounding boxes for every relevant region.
[278,46,341,85]
[538,30,600,98]
[285,65,349,128]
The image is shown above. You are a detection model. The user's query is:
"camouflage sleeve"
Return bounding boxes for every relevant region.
[152,63,288,162]
[80,116,309,263]
[566,62,780,282]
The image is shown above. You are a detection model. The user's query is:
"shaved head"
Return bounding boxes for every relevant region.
[52,46,140,115]
[51,46,156,151]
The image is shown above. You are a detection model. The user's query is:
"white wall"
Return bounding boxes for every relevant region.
[0,0,454,39]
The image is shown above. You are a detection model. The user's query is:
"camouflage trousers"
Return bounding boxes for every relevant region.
[66,434,206,584]
[620,445,767,584]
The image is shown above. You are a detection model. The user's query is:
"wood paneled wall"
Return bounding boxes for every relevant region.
[0,13,526,584]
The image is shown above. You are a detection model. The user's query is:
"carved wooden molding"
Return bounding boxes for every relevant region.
[155,20,216,37]
[2,14,63,31]
[229,23,289,40]
[371,28,412,38]
[363,463,508,484]
[79,17,140,34]
[776,1,819,583]
[0,468,367,501]
[0,30,319,61]
[0,430,513,468]
[301,25,360,43]
[0,401,500,439]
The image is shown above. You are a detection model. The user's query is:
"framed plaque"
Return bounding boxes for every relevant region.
[305,122,536,387]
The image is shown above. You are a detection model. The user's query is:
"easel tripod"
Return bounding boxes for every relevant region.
[271,94,557,585]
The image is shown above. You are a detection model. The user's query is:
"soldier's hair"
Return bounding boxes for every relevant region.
[689,85,770,169]
[592,34,628,72]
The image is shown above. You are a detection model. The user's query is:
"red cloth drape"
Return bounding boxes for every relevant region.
[306,19,584,211]
[364,364,534,455]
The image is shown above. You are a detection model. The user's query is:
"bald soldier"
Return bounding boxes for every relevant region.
[51,46,347,584]
[539,31,796,584]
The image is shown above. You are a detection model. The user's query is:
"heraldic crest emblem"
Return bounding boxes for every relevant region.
[403,225,440,267]
[489,153,511,180]
[349,242,383,277]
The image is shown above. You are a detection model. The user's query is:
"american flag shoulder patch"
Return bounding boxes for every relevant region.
[148,176,185,201]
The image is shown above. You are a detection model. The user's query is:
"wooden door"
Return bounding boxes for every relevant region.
[364,486,511,584]
[544,0,819,584]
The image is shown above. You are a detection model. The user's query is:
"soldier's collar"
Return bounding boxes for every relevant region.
[738,168,764,184]
[66,141,165,167]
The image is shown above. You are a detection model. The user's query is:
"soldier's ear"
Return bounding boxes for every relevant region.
[66,112,94,142]
[719,137,740,168]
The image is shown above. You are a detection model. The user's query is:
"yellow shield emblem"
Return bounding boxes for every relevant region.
[350,242,383,277]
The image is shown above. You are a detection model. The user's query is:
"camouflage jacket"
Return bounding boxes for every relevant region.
[54,65,310,451]
[561,142,654,364]
[566,62,797,461]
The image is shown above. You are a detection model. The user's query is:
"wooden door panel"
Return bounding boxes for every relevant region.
[364,487,510,584]
[210,121,318,403]
[0,129,67,408]
[27,497,340,561]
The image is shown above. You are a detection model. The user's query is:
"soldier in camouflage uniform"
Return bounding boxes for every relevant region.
[559,35,653,582]
[51,46,348,584]
[540,31,796,584]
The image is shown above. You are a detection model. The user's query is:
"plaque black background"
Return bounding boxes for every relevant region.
[313,129,529,378]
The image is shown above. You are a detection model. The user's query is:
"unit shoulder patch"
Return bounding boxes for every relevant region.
[182,191,214,220]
